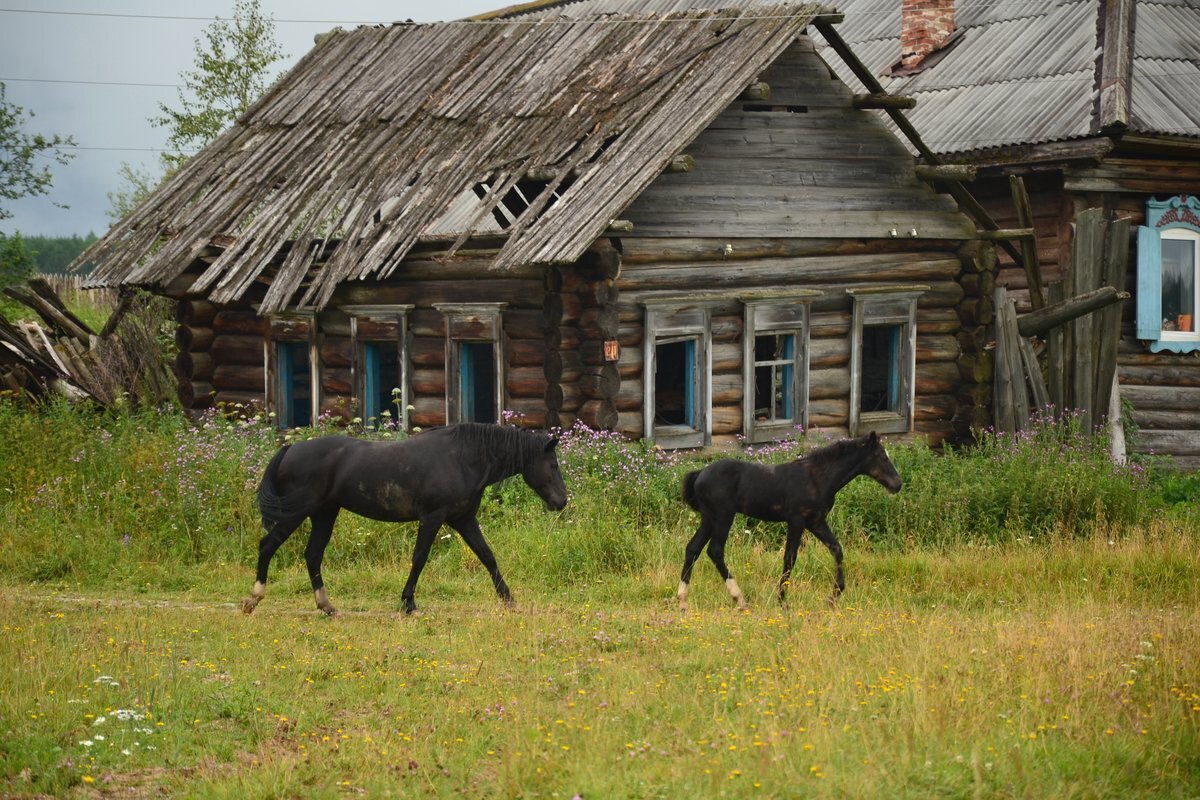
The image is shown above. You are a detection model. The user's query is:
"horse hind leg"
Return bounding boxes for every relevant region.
[704,514,748,612]
[678,521,714,612]
[305,509,340,616]
[241,519,301,614]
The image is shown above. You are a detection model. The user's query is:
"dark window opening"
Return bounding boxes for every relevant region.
[459,341,496,423]
[860,325,899,413]
[362,342,400,424]
[655,339,696,428]
[743,104,808,113]
[753,333,795,422]
[276,341,311,428]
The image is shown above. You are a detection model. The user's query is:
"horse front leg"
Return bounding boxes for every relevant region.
[777,522,805,604]
[305,509,340,616]
[809,520,845,603]
[402,513,444,615]
[449,515,512,607]
[241,520,300,614]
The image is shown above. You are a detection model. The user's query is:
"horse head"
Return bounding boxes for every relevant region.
[522,434,569,511]
[861,431,903,494]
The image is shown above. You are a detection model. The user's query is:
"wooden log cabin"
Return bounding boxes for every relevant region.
[79,5,987,449]
[815,0,1200,467]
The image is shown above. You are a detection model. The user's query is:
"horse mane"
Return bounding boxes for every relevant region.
[448,423,548,480]
[796,435,866,468]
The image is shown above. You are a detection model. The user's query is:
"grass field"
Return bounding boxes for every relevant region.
[1,403,1198,797]
[3,524,1198,799]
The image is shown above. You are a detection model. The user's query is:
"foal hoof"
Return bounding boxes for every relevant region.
[240,596,261,615]
[317,603,338,617]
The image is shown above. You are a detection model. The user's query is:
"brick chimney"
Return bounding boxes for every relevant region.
[900,0,956,68]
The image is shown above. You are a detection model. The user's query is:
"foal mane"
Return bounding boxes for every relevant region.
[450,423,548,480]
[797,436,862,467]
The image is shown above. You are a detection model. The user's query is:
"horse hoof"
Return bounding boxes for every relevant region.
[240,597,259,615]
[318,604,338,617]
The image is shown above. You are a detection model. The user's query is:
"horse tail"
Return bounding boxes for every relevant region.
[681,470,702,511]
[257,444,300,532]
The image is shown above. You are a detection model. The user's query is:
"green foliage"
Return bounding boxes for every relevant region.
[153,0,285,174]
[106,162,161,223]
[21,232,98,274]
[0,230,36,288]
[0,81,75,222]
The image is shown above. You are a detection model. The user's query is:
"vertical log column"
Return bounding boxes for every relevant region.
[954,241,996,435]
[174,299,217,411]
[545,239,621,431]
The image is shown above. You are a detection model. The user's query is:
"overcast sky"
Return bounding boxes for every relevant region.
[0,1,502,238]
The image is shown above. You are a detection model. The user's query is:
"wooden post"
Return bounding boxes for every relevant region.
[1093,217,1130,422]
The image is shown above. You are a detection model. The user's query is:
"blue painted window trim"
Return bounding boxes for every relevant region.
[682,338,696,427]
[1138,195,1200,354]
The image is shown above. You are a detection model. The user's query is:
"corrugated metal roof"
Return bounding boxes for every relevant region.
[79,5,823,312]
[813,0,1200,154]
[1131,58,1200,135]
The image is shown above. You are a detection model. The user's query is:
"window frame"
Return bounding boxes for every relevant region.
[740,292,818,443]
[265,311,318,429]
[641,296,719,450]
[344,304,413,432]
[1137,195,1200,354]
[435,303,506,424]
[847,286,926,436]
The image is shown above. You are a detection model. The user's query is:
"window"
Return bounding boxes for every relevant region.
[436,303,505,424]
[642,298,717,449]
[847,287,925,436]
[346,305,412,431]
[741,293,816,443]
[1137,196,1200,354]
[267,313,317,428]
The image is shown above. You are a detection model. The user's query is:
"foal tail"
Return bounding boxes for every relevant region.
[681,470,702,511]
[257,444,302,532]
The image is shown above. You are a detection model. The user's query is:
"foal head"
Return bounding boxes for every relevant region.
[522,434,569,511]
[859,431,903,494]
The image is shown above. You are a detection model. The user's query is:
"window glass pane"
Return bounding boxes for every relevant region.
[277,341,311,427]
[460,342,496,423]
[655,338,696,428]
[1162,238,1196,332]
[860,325,899,413]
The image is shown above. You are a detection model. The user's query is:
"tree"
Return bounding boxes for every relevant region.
[1,81,75,290]
[153,0,286,173]
[109,0,286,218]
[0,81,75,223]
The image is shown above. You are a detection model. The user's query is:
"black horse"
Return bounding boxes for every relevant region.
[241,423,568,617]
[677,432,902,611]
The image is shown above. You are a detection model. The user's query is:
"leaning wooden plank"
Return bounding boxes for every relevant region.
[1009,176,1044,309]
[1015,286,1129,338]
[993,287,1016,434]
[1017,334,1050,413]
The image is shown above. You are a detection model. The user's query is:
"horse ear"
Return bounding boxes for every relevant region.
[867,431,879,445]
[545,435,559,452]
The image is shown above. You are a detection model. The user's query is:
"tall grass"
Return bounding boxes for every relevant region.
[0,399,1191,592]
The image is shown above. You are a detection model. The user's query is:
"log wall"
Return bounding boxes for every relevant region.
[969,151,1200,465]
[614,238,971,447]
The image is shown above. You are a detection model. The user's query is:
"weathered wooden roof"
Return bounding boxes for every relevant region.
[812,0,1200,156]
[81,5,827,313]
